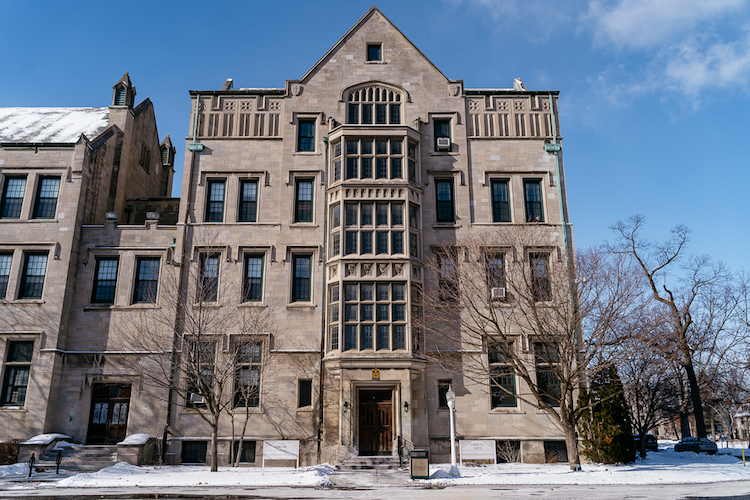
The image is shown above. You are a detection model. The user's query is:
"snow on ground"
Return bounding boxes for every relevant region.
[0,464,28,477]
[424,441,750,486]
[50,462,335,488]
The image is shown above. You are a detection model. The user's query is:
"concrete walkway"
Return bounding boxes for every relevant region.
[329,467,417,488]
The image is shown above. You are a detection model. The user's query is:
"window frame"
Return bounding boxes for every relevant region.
[0,252,12,300]
[490,179,511,223]
[524,179,544,222]
[438,379,452,409]
[489,341,517,408]
[434,118,452,151]
[1,176,27,219]
[297,118,316,152]
[1,340,34,407]
[238,179,259,223]
[132,256,160,304]
[291,254,313,302]
[32,176,60,220]
[366,43,382,62]
[435,178,455,223]
[298,379,313,408]
[198,253,220,303]
[19,252,48,300]
[243,253,264,302]
[437,249,459,302]
[534,342,561,407]
[205,179,226,223]
[529,252,551,302]
[234,340,263,408]
[294,178,314,223]
[90,257,119,305]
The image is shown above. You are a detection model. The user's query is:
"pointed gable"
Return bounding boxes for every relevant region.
[298,7,449,86]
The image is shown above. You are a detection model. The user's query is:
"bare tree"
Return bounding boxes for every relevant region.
[418,226,646,470]
[613,215,748,438]
[114,243,280,471]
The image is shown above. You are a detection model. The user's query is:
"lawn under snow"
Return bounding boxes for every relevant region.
[425,441,750,486]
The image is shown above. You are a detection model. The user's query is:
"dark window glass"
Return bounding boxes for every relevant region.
[91,257,119,304]
[344,325,357,351]
[244,255,263,302]
[332,233,340,256]
[377,303,389,321]
[367,43,382,61]
[234,341,261,407]
[292,255,312,302]
[491,180,510,222]
[361,304,373,321]
[346,158,358,179]
[393,303,405,321]
[298,119,315,151]
[491,366,517,407]
[390,104,400,124]
[534,342,560,407]
[377,325,390,350]
[409,205,419,229]
[362,104,373,124]
[435,179,455,223]
[330,325,339,350]
[361,203,373,226]
[434,119,451,150]
[392,232,404,254]
[205,180,225,222]
[390,158,402,179]
[0,253,12,299]
[376,158,388,179]
[231,441,256,464]
[391,204,403,226]
[361,139,372,155]
[348,104,359,124]
[361,284,373,301]
[33,177,60,219]
[393,325,405,349]
[393,283,405,301]
[298,380,312,408]
[376,283,389,301]
[486,253,506,290]
[182,441,207,463]
[361,157,373,178]
[333,159,341,181]
[294,179,313,223]
[376,104,387,124]
[438,252,458,302]
[376,203,388,226]
[1,341,33,406]
[133,257,159,303]
[360,325,373,349]
[345,284,357,301]
[530,253,551,301]
[345,203,357,226]
[20,253,48,299]
[239,180,258,222]
[438,379,452,408]
[198,254,219,302]
[524,180,544,222]
[1,177,26,219]
[410,233,418,258]
[332,205,341,228]
[361,231,373,254]
[345,232,357,255]
[376,140,388,155]
[376,232,388,254]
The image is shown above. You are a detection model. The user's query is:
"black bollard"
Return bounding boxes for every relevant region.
[56,449,62,474]
[27,453,35,479]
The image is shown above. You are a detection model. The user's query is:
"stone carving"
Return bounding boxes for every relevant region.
[378,263,389,277]
[346,263,357,276]
[412,266,421,279]
[224,100,236,112]
[291,84,303,96]
[330,265,337,278]
[393,263,403,276]
[468,100,481,112]
[269,101,281,111]
[497,100,509,112]
[362,263,372,276]
[513,100,525,112]
[542,98,550,111]
[240,101,252,111]
[449,83,460,96]
[198,99,206,112]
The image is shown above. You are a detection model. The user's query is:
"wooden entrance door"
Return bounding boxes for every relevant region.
[86,383,131,444]
[359,390,392,455]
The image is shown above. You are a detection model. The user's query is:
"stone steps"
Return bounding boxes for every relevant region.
[338,455,406,470]
[33,445,118,472]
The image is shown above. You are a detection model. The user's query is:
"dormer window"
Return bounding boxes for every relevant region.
[367,43,382,62]
[346,85,401,125]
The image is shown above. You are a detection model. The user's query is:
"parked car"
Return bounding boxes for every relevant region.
[633,433,658,452]
[674,437,718,454]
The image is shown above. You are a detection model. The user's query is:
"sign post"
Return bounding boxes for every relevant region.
[262,440,300,469]
[459,440,497,465]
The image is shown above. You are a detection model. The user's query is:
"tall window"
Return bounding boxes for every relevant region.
[485,252,506,299]
[139,144,151,173]
[438,379,452,409]
[491,180,510,222]
[238,180,258,222]
[332,141,342,182]
[198,254,219,302]
[341,138,404,180]
[535,342,561,407]
[20,253,47,299]
[234,341,262,407]
[530,253,551,302]
[438,251,458,302]
[205,180,225,222]
[1,177,26,219]
[0,253,12,299]
[186,340,215,408]
[298,379,313,408]
[524,180,544,222]
[297,119,315,151]
[346,87,401,125]
[243,255,263,302]
[434,119,451,151]
[91,257,119,304]
[335,282,407,351]
[435,179,455,223]
[133,257,160,303]
[329,284,340,350]
[1,341,33,406]
[294,179,313,223]
[292,254,312,302]
[33,177,60,219]
[489,342,516,408]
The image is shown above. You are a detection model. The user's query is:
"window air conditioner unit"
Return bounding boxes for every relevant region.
[436,137,451,150]
[189,393,205,404]
[491,287,506,300]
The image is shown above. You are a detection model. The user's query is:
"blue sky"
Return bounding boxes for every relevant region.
[1,0,748,271]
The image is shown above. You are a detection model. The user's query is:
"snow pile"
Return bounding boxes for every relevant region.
[118,434,154,446]
[423,445,750,486]
[53,463,335,488]
[52,441,80,450]
[0,463,29,476]
[20,434,70,446]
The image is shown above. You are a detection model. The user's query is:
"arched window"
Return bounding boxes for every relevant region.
[346,84,402,125]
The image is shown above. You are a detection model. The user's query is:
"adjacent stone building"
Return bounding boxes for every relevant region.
[0,8,574,466]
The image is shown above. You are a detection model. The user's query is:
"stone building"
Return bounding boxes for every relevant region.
[0,7,574,467]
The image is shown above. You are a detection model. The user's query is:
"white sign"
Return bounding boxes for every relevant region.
[459,440,497,464]
[262,440,300,468]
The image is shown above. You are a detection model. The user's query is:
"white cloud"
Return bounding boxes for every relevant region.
[583,0,747,50]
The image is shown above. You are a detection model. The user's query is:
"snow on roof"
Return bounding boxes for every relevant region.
[0,107,109,143]
[20,433,71,445]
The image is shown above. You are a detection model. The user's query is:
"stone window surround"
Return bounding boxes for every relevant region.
[0,170,65,222]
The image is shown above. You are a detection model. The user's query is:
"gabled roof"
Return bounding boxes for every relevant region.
[299,6,449,84]
[0,107,110,144]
